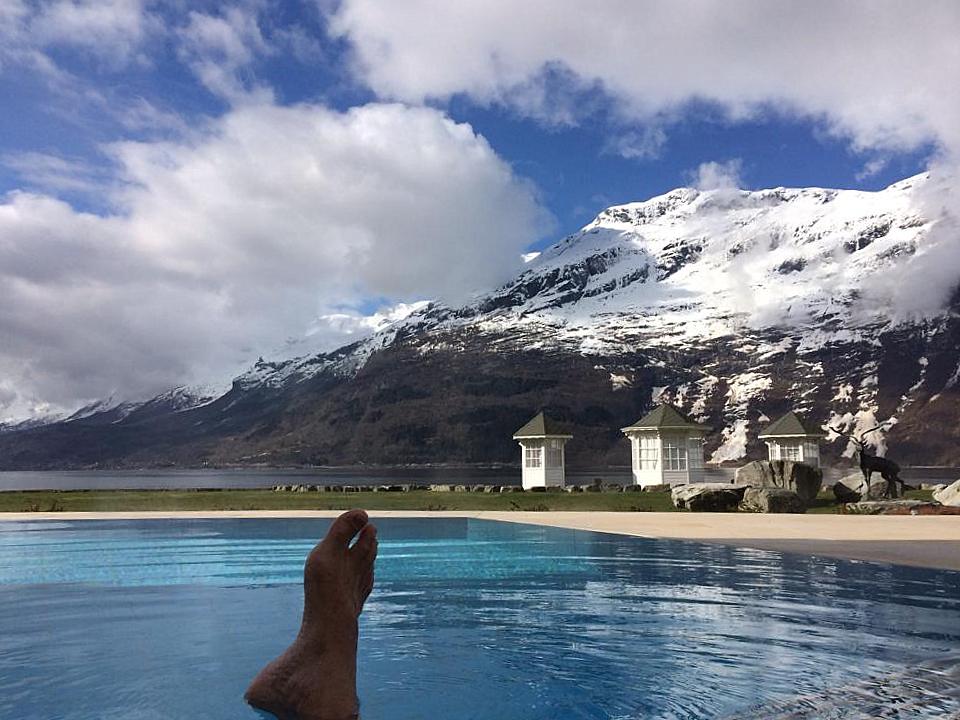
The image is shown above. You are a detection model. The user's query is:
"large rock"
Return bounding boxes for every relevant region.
[835,472,903,501]
[845,500,942,515]
[672,483,748,512]
[933,479,960,507]
[832,481,861,503]
[740,487,807,513]
[734,460,823,501]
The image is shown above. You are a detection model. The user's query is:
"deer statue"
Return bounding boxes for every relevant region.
[828,423,904,499]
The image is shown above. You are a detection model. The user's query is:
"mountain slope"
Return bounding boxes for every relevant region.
[2,174,958,469]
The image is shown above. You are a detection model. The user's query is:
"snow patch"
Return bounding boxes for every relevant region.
[710,419,749,463]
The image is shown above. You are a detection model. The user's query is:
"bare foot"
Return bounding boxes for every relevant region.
[246,509,378,720]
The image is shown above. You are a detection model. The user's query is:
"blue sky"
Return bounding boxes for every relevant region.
[0,0,955,418]
[0,2,934,241]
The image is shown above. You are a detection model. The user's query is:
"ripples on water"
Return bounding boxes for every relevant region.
[0,518,958,719]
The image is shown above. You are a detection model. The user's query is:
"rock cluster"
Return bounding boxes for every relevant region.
[270,482,658,493]
[671,483,748,512]
[832,472,904,503]
[844,500,942,515]
[933,479,960,507]
[740,487,807,514]
[734,460,822,501]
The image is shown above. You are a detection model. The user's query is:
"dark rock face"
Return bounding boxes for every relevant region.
[734,460,823,501]
[672,483,747,512]
[0,313,959,469]
[740,487,807,513]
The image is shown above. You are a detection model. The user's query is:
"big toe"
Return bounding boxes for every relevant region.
[351,522,378,566]
[323,509,369,548]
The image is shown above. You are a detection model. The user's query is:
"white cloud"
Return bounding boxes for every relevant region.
[603,126,666,161]
[330,1,960,160]
[176,6,273,101]
[2,0,154,67]
[690,159,742,191]
[855,158,889,182]
[2,151,115,194]
[0,102,550,420]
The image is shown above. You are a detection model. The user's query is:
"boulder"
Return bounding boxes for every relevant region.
[734,460,823,501]
[430,484,453,492]
[846,500,942,515]
[740,487,807,513]
[672,483,748,512]
[832,481,861,503]
[933,479,960,507]
[642,484,671,493]
[529,486,547,493]
[921,483,947,492]
[835,472,903,501]
[622,485,643,493]
[500,486,523,493]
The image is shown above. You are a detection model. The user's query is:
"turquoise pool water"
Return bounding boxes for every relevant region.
[1,518,958,719]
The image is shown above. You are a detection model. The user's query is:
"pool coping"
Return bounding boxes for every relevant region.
[3,510,960,572]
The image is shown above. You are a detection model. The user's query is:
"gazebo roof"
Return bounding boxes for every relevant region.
[621,403,710,433]
[512,411,573,439]
[758,411,824,438]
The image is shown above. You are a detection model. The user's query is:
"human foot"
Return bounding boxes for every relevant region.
[245,509,378,720]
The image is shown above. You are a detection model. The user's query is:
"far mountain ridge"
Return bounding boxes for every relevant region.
[2,173,958,469]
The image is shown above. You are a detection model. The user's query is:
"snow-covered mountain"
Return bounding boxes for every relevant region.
[3,174,958,469]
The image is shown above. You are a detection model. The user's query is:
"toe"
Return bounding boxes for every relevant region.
[351,522,378,564]
[323,509,369,548]
[360,568,375,602]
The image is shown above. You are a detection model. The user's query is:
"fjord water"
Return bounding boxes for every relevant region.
[1,519,958,719]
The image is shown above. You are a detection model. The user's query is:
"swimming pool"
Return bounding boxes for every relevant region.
[1,518,958,719]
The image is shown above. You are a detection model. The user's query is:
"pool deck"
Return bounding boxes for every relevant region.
[4,510,960,571]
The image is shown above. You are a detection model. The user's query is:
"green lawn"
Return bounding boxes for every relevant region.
[0,488,678,513]
[0,487,935,514]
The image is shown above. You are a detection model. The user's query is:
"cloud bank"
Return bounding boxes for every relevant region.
[331,0,960,160]
[0,102,548,420]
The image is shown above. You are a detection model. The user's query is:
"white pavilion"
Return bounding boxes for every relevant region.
[621,404,710,487]
[758,411,824,467]
[513,411,572,489]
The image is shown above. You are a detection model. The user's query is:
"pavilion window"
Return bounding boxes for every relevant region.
[662,438,687,471]
[524,447,542,468]
[638,435,658,469]
[782,444,801,461]
[546,442,562,466]
[687,437,704,468]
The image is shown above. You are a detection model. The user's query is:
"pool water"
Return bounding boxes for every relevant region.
[1,518,959,719]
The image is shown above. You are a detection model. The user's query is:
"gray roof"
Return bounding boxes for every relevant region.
[622,403,710,432]
[759,411,824,438]
[513,411,573,439]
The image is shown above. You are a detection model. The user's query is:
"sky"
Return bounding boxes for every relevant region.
[0,0,957,421]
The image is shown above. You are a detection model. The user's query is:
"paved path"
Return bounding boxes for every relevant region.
[4,510,960,571]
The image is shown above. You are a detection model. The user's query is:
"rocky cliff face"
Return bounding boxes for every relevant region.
[2,174,958,469]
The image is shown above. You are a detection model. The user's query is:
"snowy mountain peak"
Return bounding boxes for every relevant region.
[479,173,943,343]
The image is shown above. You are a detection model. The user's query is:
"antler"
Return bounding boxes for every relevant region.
[857,423,890,441]
[828,425,865,447]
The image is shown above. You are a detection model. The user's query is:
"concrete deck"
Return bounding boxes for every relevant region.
[4,510,960,571]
